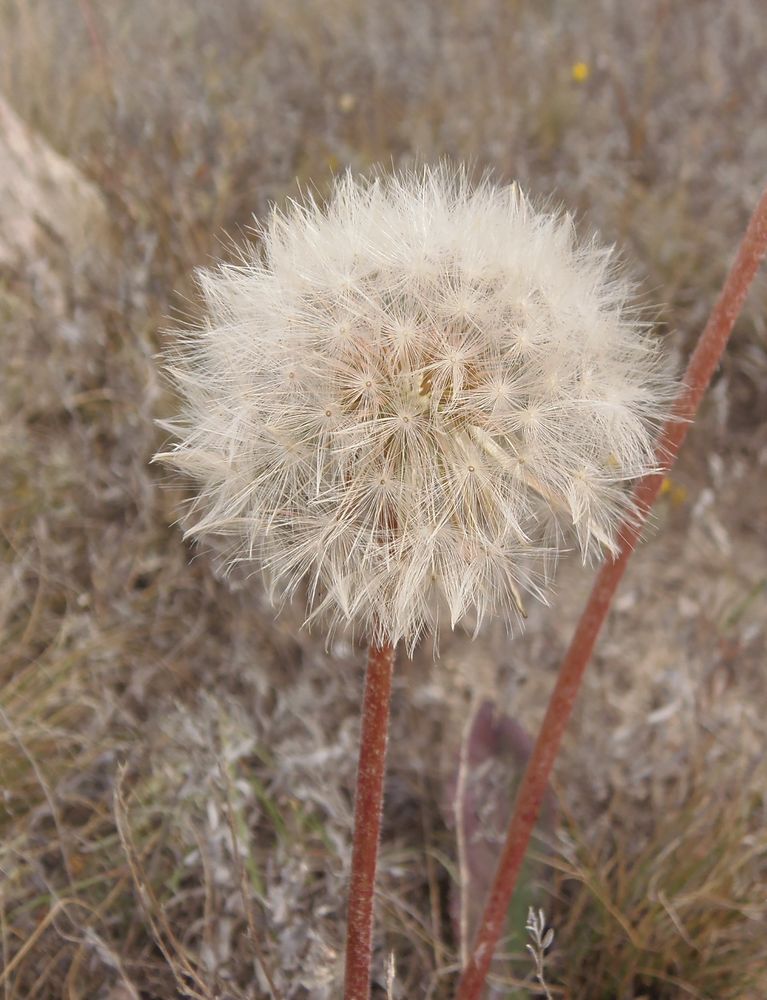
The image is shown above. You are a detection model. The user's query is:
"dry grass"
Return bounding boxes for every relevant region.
[1,0,766,996]
[546,758,767,999]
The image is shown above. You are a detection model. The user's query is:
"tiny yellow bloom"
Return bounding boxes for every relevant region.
[660,478,687,506]
[571,62,590,83]
[338,93,356,113]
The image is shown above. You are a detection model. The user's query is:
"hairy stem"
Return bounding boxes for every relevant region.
[344,640,396,1000]
[455,183,767,1000]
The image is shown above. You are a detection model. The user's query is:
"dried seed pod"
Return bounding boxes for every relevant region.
[156,165,674,653]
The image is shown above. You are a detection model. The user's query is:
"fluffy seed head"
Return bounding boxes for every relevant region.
[156,166,673,653]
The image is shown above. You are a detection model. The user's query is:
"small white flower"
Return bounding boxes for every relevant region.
[156,165,673,653]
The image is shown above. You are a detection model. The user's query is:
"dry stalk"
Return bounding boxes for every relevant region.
[113,766,210,1000]
[217,755,283,999]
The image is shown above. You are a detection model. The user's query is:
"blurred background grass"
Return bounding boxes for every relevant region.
[1,1,766,997]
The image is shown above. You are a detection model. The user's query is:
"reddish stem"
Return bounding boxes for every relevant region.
[76,0,110,81]
[456,183,767,1000]
[344,640,396,1000]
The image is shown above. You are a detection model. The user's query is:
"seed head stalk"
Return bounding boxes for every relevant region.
[455,182,767,1000]
[344,639,396,1000]
[152,167,688,995]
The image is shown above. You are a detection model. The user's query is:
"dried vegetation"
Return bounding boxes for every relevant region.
[1,1,766,997]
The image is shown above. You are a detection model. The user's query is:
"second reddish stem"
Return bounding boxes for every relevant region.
[455,183,767,1000]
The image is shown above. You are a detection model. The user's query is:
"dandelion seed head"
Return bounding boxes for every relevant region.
[156,165,674,653]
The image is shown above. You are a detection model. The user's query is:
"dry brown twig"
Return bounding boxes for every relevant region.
[217,752,284,1000]
[113,765,211,1000]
